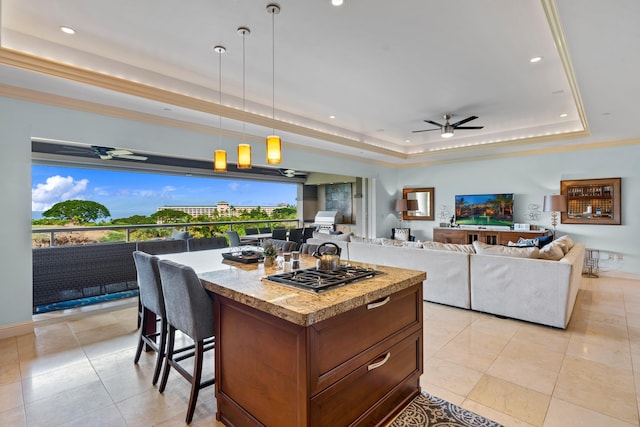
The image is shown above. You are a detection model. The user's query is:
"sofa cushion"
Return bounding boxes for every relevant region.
[472,241,540,258]
[538,243,565,261]
[422,241,476,253]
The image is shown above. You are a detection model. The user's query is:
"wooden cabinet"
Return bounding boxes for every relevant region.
[561,178,621,225]
[214,284,423,427]
[433,228,465,244]
[433,227,550,245]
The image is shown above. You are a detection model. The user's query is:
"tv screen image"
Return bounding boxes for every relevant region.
[455,193,514,226]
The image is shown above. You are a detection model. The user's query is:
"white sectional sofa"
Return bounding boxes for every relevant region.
[307,234,584,328]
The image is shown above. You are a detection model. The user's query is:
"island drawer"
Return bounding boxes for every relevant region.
[309,331,422,427]
[309,284,421,389]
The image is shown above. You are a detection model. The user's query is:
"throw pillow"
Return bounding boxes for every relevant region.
[422,241,476,253]
[538,243,565,261]
[312,231,351,242]
[536,234,554,248]
[401,241,423,248]
[394,228,410,241]
[350,235,382,245]
[381,238,405,247]
[554,235,575,253]
[472,241,540,258]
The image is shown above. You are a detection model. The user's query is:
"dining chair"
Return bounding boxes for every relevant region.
[288,228,304,249]
[259,227,271,234]
[226,230,242,248]
[302,227,315,243]
[271,227,287,240]
[245,227,259,235]
[157,259,216,424]
[132,251,166,386]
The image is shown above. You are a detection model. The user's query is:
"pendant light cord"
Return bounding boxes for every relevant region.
[271,9,276,132]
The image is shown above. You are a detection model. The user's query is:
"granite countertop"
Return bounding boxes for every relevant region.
[197,254,425,326]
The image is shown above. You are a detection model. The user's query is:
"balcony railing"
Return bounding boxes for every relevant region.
[31,218,302,312]
[32,218,301,247]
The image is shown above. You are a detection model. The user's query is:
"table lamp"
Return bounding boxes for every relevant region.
[543,194,566,238]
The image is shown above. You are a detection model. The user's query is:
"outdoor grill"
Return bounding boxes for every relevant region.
[266,265,381,293]
[312,210,341,233]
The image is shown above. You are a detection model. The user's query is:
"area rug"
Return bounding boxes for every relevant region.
[390,392,504,427]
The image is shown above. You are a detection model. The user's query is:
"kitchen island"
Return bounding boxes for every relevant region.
[195,252,425,427]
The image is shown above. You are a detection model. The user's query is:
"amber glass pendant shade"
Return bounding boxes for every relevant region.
[237,144,252,169]
[266,135,282,165]
[213,150,227,172]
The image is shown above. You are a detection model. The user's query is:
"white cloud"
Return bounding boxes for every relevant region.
[32,175,89,211]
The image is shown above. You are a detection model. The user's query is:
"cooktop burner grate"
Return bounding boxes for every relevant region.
[265,265,381,293]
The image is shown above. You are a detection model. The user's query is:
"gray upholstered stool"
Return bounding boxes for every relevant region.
[157,259,216,424]
[132,251,167,386]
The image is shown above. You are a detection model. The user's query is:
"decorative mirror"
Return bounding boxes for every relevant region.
[402,187,435,220]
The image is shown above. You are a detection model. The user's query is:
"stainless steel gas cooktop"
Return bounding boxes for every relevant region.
[265,266,381,293]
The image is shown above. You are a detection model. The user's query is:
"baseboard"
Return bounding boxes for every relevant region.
[0,320,34,339]
[598,271,640,280]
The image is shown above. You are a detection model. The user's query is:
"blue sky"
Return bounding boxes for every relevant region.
[32,165,297,219]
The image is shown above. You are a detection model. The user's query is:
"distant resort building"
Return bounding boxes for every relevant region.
[157,202,288,217]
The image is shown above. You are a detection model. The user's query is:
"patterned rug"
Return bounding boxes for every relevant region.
[390,392,504,427]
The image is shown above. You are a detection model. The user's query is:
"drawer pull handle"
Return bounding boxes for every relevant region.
[368,352,391,371]
[367,296,390,310]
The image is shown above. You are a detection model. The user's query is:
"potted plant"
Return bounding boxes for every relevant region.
[262,242,277,267]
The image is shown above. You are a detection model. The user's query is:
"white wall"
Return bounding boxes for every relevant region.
[397,144,640,275]
[0,98,34,329]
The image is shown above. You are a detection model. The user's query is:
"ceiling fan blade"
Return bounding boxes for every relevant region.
[454,126,484,130]
[412,128,440,133]
[107,149,134,156]
[115,154,148,161]
[451,116,478,127]
[423,120,443,128]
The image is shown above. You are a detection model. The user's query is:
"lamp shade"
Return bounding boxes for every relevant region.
[406,199,419,211]
[543,194,566,212]
[213,150,227,172]
[266,135,282,164]
[237,144,252,169]
[394,199,408,212]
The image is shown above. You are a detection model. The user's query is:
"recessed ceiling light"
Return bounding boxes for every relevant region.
[331,0,344,6]
[529,56,543,63]
[559,113,568,118]
[405,139,411,143]
[60,26,76,35]
[329,115,336,119]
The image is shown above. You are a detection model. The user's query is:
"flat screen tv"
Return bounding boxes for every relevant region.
[455,193,514,226]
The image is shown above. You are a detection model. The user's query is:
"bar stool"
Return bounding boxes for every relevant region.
[132,251,166,385]
[157,259,216,424]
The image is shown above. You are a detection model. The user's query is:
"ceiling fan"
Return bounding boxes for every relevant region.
[90,146,148,161]
[279,168,305,178]
[412,114,484,138]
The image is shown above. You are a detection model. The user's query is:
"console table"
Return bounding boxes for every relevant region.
[433,227,550,245]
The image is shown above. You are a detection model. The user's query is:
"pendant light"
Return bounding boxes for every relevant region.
[237,26,252,169]
[265,3,282,165]
[213,45,227,172]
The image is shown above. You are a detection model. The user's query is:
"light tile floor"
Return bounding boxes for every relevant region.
[1,275,639,426]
